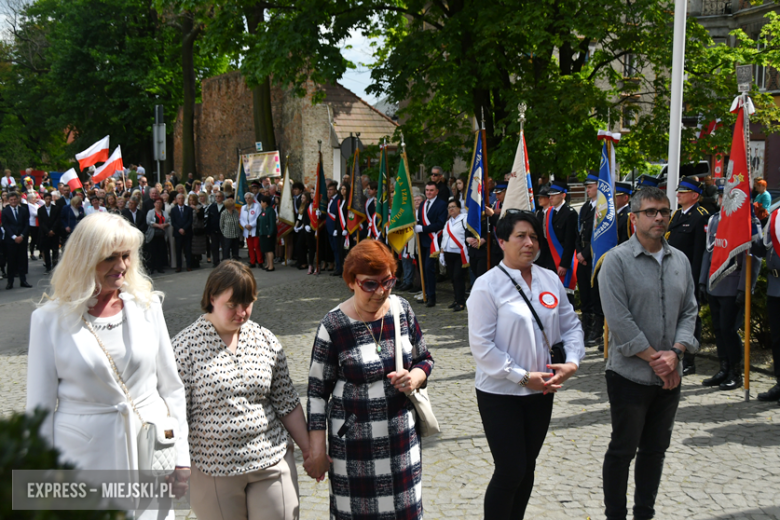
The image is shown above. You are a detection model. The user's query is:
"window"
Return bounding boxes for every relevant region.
[623,54,638,78]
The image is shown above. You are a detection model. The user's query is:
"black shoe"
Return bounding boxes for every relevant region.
[682,362,696,376]
[453,304,465,312]
[448,302,457,309]
[331,271,342,277]
[6,282,13,290]
[718,371,742,391]
[249,263,256,268]
[20,281,32,288]
[426,300,436,308]
[757,384,780,402]
[396,284,410,291]
[30,256,37,261]
[702,361,729,387]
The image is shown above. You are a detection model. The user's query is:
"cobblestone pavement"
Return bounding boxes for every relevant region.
[2,268,780,519]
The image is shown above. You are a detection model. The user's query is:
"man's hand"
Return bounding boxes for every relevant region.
[466,237,477,247]
[48,231,55,237]
[14,236,23,244]
[660,371,681,390]
[179,229,185,235]
[342,230,348,236]
[556,266,568,277]
[305,225,311,233]
[649,350,678,377]
[414,225,423,233]
[485,206,495,217]
[576,252,587,266]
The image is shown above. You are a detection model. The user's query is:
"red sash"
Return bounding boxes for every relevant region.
[770,209,780,255]
[446,219,469,265]
[422,200,441,257]
[339,200,349,248]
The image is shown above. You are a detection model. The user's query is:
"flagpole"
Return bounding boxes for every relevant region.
[482,107,491,269]
[316,140,322,274]
[604,322,609,360]
[401,134,426,303]
[742,92,752,402]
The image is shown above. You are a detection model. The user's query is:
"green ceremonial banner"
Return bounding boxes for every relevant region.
[235,158,249,208]
[376,144,389,236]
[387,149,416,254]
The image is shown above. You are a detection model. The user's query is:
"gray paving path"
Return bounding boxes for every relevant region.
[2,266,779,519]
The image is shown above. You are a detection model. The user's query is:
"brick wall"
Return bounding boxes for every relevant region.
[174,73,335,187]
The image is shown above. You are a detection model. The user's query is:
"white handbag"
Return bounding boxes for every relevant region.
[390,296,441,437]
[82,317,178,477]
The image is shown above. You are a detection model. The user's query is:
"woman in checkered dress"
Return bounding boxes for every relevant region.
[306,240,434,520]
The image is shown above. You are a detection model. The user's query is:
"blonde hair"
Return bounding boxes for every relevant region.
[46,213,160,315]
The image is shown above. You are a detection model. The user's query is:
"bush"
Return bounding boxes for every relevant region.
[0,408,123,520]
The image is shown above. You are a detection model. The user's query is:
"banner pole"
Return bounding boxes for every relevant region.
[744,253,752,401]
[482,107,492,269]
[416,232,427,303]
[604,322,609,360]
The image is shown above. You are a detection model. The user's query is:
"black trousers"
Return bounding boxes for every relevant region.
[209,232,223,267]
[476,389,554,520]
[577,261,594,314]
[28,226,39,257]
[5,238,29,282]
[328,234,343,273]
[222,237,240,260]
[444,252,466,305]
[420,252,437,302]
[603,370,680,520]
[296,231,316,266]
[467,247,488,279]
[149,235,168,272]
[174,234,192,269]
[39,233,59,270]
[709,295,743,367]
[768,296,780,380]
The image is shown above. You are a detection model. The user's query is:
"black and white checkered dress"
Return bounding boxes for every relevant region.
[308,296,434,520]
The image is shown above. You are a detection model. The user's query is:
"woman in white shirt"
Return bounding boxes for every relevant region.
[2,169,17,191]
[466,210,585,520]
[85,196,107,215]
[440,199,469,311]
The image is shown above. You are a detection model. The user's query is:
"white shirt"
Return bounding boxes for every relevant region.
[84,310,130,374]
[85,206,107,215]
[441,213,467,255]
[136,166,145,175]
[27,200,43,226]
[467,262,585,396]
[239,202,260,237]
[2,176,17,189]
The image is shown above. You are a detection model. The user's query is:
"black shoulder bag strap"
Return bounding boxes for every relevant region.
[497,264,553,352]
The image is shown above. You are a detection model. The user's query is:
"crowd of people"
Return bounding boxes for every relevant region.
[11,158,780,520]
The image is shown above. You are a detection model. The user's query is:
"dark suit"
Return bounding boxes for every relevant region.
[666,202,709,369]
[576,200,597,314]
[205,202,225,267]
[417,197,447,303]
[2,204,30,283]
[435,181,450,203]
[170,204,193,269]
[60,205,86,245]
[617,205,631,244]
[141,197,156,215]
[120,208,147,232]
[37,203,61,270]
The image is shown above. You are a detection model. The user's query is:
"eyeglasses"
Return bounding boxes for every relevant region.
[635,208,672,218]
[503,208,536,216]
[355,276,397,293]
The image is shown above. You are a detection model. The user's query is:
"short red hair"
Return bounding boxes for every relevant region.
[342,240,398,285]
[756,179,767,189]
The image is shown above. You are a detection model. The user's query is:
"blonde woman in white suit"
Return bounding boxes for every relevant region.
[25,212,190,519]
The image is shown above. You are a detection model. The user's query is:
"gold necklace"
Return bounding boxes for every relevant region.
[354,301,384,353]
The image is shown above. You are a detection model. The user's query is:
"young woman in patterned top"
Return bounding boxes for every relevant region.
[172,260,311,520]
[307,240,435,520]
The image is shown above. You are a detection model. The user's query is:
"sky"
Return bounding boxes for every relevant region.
[339,29,382,106]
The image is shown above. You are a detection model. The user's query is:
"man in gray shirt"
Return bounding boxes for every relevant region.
[598,186,699,520]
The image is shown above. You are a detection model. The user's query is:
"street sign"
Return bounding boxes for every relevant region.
[153,123,166,161]
[256,142,263,151]
[736,65,752,93]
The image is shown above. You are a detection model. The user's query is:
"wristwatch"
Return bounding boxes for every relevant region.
[518,372,530,387]
[670,347,684,361]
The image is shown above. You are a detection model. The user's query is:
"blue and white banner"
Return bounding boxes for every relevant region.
[591,142,618,283]
[465,131,485,239]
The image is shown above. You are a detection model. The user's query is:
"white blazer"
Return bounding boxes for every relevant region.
[240,202,260,238]
[26,293,190,471]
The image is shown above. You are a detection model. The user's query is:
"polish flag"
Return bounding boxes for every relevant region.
[75,135,110,170]
[60,168,83,191]
[92,146,123,184]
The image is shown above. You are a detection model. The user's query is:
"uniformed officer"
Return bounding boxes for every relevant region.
[576,171,599,344]
[758,207,780,402]
[543,179,578,306]
[615,181,633,244]
[699,211,761,390]
[666,175,709,375]
[634,174,661,192]
[485,182,507,268]
[535,185,550,224]
[698,173,719,214]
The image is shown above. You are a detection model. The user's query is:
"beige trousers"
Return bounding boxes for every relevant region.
[190,447,300,520]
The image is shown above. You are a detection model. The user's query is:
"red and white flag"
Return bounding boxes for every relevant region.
[708,96,756,289]
[92,146,123,184]
[60,168,83,191]
[502,129,533,214]
[75,135,110,170]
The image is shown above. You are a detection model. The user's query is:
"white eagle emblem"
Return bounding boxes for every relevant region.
[721,160,747,217]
